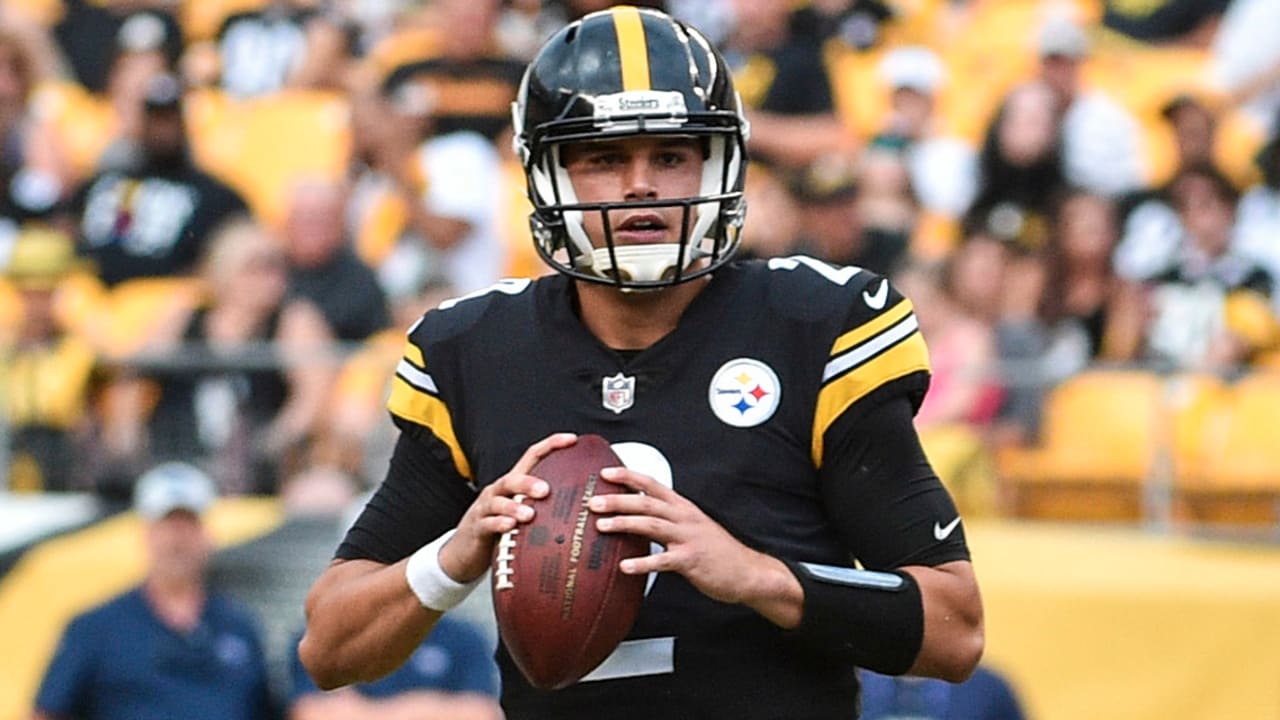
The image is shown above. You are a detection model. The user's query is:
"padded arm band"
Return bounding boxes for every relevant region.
[783,560,924,676]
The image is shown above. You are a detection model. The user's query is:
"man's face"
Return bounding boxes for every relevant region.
[146,510,210,585]
[560,135,705,250]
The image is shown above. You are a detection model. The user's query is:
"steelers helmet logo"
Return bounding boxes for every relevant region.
[708,358,781,428]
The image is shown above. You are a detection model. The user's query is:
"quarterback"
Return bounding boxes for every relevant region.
[300,7,983,718]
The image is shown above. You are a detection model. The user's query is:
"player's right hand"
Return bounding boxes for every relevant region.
[438,433,577,583]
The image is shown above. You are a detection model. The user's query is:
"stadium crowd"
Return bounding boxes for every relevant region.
[2,0,1280,522]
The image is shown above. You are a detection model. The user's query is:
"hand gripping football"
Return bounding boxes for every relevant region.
[491,435,648,689]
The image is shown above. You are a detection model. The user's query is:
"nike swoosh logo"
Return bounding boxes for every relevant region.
[933,517,961,541]
[862,279,888,310]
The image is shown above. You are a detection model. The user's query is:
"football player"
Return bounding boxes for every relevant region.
[299,7,983,718]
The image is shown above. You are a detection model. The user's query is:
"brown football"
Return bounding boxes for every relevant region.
[491,434,649,690]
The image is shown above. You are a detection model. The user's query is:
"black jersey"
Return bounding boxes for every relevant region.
[339,256,970,718]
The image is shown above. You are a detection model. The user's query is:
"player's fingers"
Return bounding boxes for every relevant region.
[589,489,667,519]
[484,493,535,523]
[617,547,676,576]
[489,471,550,501]
[595,513,675,544]
[600,466,673,499]
[511,432,578,475]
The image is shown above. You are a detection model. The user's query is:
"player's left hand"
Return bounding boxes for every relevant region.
[589,466,793,610]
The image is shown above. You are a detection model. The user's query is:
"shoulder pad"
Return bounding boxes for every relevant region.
[757,255,882,322]
[409,278,534,345]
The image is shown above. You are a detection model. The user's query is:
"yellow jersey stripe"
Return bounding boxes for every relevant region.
[613,6,651,91]
[812,330,929,466]
[829,298,913,357]
[403,341,425,369]
[387,376,473,480]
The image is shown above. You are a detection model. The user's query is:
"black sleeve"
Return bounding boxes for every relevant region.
[334,424,477,564]
[818,392,970,570]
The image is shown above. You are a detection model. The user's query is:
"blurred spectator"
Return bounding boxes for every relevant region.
[967,81,1065,254]
[1112,89,1234,303]
[1,226,96,492]
[858,665,1027,720]
[104,219,333,495]
[71,73,251,287]
[877,45,979,223]
[52,3,183,95]
[0,29,71,229]
[1209,0,1280,128]
[1123,163,1278,370]
[94,12,185,173]
[397,123,506,295]
[720,0,851,169]
[281,177,391,342]
[286,615,502,720]
[213,0,352,98]
[379,0,525,143]
[32,462,278,720]
[789,149,911,276]
[993,190,1141,446]
[903,235,1007,430]
[1236,115,1280,314]
[1034,14,1147,198]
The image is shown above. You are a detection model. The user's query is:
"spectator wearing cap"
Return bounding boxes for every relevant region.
[874,45,980,236]
[1,225,97,492]
[68,72,251,287]
[1032,13,1147,198]
[93,11,186,175]
[31,462,278,720]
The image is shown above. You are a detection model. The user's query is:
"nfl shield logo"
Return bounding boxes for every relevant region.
[602,372,635,414]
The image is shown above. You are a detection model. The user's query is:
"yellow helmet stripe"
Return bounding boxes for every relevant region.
[612,6,652,91]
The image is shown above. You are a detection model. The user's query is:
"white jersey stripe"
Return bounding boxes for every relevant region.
[822,314,919,383]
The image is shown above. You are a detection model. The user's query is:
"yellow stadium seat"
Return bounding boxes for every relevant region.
[31,81,117,182]
[186,89,352,228]
[999,369,1165,522]
[1175,372,1280,527]
[90,276,207,358]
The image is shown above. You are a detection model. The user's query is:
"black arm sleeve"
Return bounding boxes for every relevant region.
[334,424,477,564]
[819,391,970,570]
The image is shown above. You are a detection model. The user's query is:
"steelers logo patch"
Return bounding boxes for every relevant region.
[708,358,781,428]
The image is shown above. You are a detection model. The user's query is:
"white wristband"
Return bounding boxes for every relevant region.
[405,529,482,611]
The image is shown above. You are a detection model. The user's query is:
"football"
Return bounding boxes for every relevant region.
[491,434,649,690]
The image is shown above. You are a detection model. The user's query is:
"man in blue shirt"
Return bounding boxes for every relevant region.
[32,462,277,720]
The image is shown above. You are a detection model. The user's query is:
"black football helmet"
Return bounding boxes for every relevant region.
[512,6,749,289]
